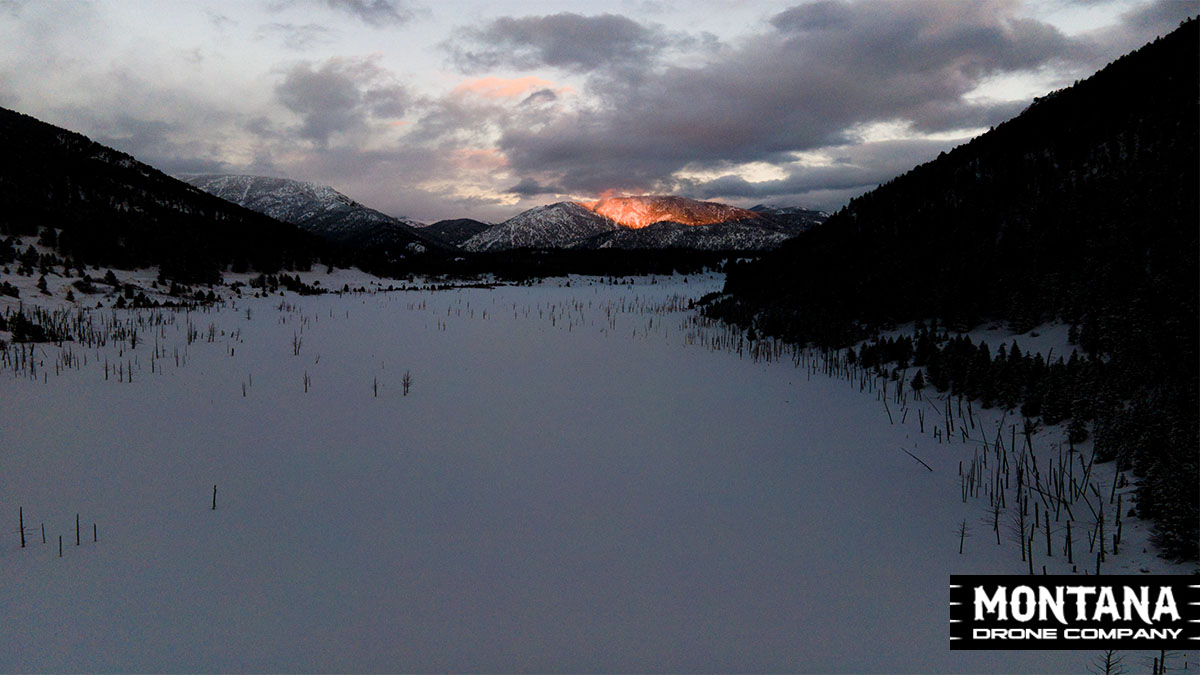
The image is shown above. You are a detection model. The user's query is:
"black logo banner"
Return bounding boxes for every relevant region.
[950,575,1199,649]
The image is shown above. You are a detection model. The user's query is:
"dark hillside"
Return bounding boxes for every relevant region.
[0,107,331,283]
[710,20,1199,559]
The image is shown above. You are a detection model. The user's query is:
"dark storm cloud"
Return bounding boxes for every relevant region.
[505,177,564,196]
[494,1,1083,196]
[907,98,1029,134]
[769,0,853,31]
[275,57,410,145]
[446,13,665,73]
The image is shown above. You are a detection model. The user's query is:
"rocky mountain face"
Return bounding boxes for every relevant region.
[578,195,760,229]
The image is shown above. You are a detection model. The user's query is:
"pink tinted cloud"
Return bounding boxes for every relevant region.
[452,76,574,99]
[450,147,509,171]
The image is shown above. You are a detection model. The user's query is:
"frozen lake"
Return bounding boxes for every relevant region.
[1,275,1189,672]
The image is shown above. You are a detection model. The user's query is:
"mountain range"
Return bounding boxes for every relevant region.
[179,174,444,254]
[177,174,818,254]
[0,103,821,289]
[462,196,825,252]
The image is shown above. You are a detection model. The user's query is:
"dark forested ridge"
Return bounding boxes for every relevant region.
[0,107,334,283]
[708,20,1198,560]
[422,218,494,247]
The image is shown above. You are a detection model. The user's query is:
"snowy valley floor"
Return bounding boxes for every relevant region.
[1,272,1195,673]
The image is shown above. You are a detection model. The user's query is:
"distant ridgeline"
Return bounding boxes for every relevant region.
[0,107,334,284]
[706,20,1198,560]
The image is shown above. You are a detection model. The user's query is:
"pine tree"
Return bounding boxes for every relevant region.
[1068,417,1089,444]
[911,370,926,397]
[37,226,56,248]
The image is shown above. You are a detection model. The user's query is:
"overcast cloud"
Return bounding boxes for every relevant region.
[446,12,670,73]
[492,1,1078,197]
[325,0,418,26]
[275,56,411,145]
[0,0,1194,222]
[269,0,421,27]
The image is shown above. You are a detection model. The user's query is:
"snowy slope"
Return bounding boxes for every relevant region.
[462,201,618,251]
[180,174,439,252]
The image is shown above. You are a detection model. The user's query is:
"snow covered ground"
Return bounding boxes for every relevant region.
[1,271,1194,672]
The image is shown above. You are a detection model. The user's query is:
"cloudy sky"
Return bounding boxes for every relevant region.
[0,0,1195,223]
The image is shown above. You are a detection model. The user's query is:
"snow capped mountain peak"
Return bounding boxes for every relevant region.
[462,201,618,252]
[179,174,440,251]
[577,195,761,229]
[179,174,419,226]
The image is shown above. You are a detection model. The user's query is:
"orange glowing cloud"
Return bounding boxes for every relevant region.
[452,76,574,100]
